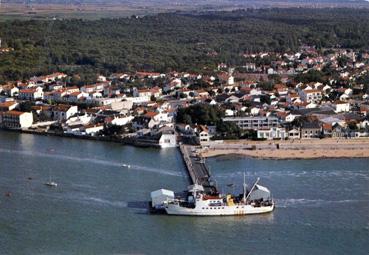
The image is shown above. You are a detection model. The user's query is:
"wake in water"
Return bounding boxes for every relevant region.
[79,196,128,208]
[275,198,369,208]
[72,195,149,211]
[0,148,181,177]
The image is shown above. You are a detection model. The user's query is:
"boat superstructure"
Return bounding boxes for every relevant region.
[151,176,274,216]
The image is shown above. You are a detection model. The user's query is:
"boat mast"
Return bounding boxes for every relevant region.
[243,172,246,203]
[245,177,260,201]
[193,178,197,201]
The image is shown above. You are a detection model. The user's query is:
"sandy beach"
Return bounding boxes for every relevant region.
[199,138,369,159]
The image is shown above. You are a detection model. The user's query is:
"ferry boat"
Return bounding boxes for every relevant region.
[150,176,274,216]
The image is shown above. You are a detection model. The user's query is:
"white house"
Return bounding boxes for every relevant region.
[285,114,300,123]
[335,101,350,113]
[84,124,104,136]
[225,109,235,117]
[66,114,93,126]
[227,75,234,85]
[111,115,134,126]
[110,100,133,111]
[267,68,276,75]
[134,87,162,98]
[250,107,260,116]
[125,96,150,104]
[196,125,210,144]
[7,86,19,97]
[18,87,44,100]
[288,128,300,139]
[52,105,78,121]
[151,112,172,123]
[81,83,105,94]
[66,92,89,103]
[257,127,288,140]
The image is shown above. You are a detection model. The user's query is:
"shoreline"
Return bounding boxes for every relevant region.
[3,129,369,159]
[199,139,369,159]
[0,128,163,148]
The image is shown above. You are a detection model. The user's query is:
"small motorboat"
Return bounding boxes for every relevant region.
[122,163,131,168]
[45,181,58,187]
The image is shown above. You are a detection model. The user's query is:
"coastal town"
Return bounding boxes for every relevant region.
[1,46,369,157]
[1,4,369,254]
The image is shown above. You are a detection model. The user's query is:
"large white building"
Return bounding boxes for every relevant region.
[223,116,280,130]
[158,130,177,148]
[0,111,33,129]
[299,89,322,103]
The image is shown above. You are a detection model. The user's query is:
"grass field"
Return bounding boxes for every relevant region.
[0,3,160,20]
[1,2,369,21]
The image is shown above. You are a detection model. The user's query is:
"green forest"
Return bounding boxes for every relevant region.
[1,8,369,83]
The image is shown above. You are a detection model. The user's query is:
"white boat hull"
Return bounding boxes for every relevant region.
[165,203,274,216]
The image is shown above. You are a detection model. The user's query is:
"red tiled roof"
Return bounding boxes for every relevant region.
[304,89,321,93]
[0,101,17,108]
[136,72,161,77]
[323,123,332,130]
[20,88,36,93]
[144,111,158,118]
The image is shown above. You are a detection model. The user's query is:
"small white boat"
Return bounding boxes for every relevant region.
[45,181,58,187]
[45,169,57,187]
[122,164,131,168]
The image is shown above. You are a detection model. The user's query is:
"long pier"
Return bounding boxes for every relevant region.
[179,144,217,194]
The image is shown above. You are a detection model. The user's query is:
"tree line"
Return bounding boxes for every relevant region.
[1,8,369,83]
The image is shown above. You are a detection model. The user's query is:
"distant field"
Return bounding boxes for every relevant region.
[1,1,369,20]
[0,4,164,20]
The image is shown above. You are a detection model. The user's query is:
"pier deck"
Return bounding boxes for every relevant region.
[179,144,217,194]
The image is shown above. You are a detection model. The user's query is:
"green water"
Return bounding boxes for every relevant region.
[0,131,368,254]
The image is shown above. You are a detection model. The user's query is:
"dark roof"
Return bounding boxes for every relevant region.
[301,121,321,129]
[291,107,335,116]
[215,94,230,103]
